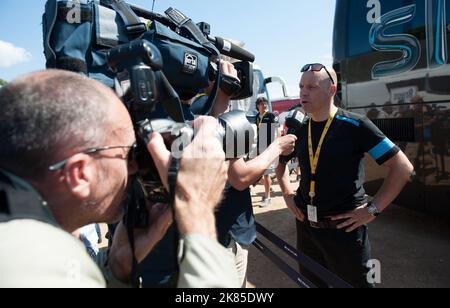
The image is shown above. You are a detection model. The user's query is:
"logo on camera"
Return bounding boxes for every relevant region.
[182,52,198,74]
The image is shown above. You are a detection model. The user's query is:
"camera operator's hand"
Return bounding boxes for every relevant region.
[147,116,228,240]
[108,203,173,283]
[209,60,240,117]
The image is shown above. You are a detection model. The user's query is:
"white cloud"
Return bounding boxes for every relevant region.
[0,40,32,68]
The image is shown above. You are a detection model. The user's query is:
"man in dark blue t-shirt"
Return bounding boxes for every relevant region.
[211,61,297,287]
[277,64,414,288]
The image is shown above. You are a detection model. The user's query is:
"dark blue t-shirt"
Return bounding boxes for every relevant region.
[291,108,400,217]
[216,184,256,247]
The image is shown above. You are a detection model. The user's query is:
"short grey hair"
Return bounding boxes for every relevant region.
[0,70,114,179]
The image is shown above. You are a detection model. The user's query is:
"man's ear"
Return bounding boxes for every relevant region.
[329,84,337,97]
[63,154,94,200]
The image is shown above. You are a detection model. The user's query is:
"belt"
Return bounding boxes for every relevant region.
[306,219,343,229]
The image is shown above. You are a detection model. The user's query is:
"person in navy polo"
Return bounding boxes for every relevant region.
[277,64,414,288]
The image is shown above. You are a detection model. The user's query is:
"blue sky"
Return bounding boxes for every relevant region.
[0,0,336,98]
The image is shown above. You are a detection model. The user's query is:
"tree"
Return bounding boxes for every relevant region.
[0,79,7,87]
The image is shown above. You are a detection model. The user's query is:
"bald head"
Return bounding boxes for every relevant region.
[300,67,336,96]
[319,66,337,87]
[300,65,338,119]
[0,69,123,179]
[303,65,336,89]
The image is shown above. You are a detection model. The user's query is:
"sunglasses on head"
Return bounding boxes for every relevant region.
[301,63,335,85]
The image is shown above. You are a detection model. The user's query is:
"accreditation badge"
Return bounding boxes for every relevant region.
[307,205,318,223]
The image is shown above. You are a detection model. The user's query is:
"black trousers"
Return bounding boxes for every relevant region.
[296,220,374,288]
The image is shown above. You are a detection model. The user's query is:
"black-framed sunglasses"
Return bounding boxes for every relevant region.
[301,63,335,84]
[48,142,138,172]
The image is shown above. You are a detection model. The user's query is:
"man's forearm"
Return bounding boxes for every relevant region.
[276,163,294,196]
[175,203,217,241]
[228,143,281,190]
[209,94,230,117]
[241,144,280,181]
[175,187,218,240]
[373,152,414,211]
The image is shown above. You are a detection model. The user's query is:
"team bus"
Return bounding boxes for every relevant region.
[333,0,450,216]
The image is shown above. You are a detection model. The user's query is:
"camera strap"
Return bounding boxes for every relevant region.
[167,158,181,207]
[165,8,219,56]
[126,216,142,288]
[102,0,147,37]
[168,157,181,283]
[123,177,144,288]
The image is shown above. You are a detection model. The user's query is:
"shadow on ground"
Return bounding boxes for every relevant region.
[247,184,450,288]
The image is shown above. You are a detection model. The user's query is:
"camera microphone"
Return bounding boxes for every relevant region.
[208,36,255,63]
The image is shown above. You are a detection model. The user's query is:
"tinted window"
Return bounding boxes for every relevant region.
[346,0,450,59]
[343,0,443,83]
[347,0,407,58]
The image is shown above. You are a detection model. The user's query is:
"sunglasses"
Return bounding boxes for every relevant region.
[301,63,335,84]
[49,142,138,172]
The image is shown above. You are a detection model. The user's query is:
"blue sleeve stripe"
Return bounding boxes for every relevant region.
[369,138,396,160]
[336,115,360,127]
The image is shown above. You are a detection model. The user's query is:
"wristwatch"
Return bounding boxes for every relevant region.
[367,201,381,217]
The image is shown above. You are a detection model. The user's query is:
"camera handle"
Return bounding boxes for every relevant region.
[127,5,256,63]
[164,8,222,116]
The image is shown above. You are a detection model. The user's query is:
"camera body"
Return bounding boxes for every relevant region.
[105,8,257,228]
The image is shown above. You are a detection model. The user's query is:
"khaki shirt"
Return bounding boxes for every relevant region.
[0,170,238,288]
[0,219,105,288]
[0,220,238,288]
[178,234,239,288]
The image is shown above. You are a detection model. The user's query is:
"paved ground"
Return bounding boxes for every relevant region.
[99,174,450,288]
[246,175,450,288]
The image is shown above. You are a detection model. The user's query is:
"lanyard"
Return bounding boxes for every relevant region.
[308,109,337,204]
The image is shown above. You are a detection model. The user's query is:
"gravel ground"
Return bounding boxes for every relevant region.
[247,175,450,288]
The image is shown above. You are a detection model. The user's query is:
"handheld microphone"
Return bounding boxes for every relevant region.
[279,110,305,165]
[285,110,306,135]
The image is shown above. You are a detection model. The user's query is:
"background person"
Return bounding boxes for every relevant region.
[210,61,296,287]
[255,97,280,208]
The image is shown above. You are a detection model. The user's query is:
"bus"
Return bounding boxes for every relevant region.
[333,0,450,216]
[264,76,301,116]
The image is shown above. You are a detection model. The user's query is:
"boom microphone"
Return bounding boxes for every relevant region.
[208,36,256,63]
